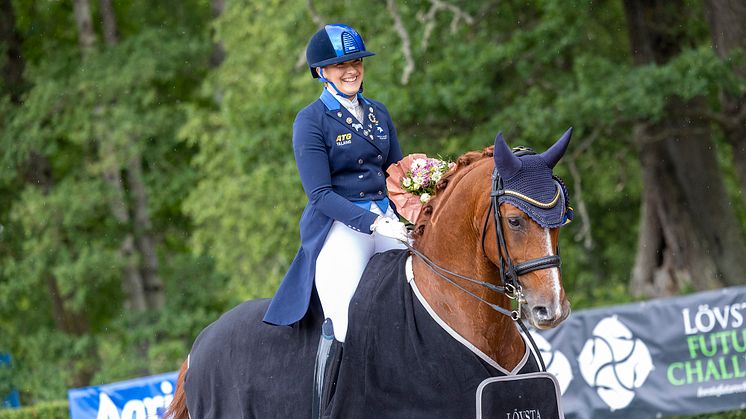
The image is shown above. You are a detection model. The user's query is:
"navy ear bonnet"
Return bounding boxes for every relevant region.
[492,128,574,228]
[306,24,375,78]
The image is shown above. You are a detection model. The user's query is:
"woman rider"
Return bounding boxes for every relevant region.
[262,23,408,408]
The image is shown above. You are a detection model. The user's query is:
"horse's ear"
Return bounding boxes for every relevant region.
[493,132,522,178]
[540,127,573,169]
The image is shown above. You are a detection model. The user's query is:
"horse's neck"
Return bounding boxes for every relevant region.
[412,198,525,371]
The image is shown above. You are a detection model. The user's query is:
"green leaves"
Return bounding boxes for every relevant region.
[1,3,214,403]
[2,177,120,326]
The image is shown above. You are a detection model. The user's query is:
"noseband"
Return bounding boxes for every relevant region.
[406,165,565,371]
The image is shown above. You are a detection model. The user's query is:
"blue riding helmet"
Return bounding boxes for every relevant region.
[306,24,375,79]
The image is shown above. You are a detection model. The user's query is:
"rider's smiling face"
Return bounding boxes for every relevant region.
[319,59,364,97]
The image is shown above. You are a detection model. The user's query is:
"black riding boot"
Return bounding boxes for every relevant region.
[312,318,343,419]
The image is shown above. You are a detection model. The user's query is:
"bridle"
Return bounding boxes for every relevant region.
[405,155,567,371]
[480,169,564,316]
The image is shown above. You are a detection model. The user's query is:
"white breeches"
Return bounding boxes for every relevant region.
[315,205,406,342]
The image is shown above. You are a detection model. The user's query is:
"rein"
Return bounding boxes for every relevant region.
[406,167,565,372]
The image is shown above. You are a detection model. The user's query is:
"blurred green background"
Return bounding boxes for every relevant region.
[0,0,744,417]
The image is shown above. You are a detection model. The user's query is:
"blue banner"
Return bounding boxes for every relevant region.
[1,390,20,409]
[67,371,177,419]
[0,353,20,409]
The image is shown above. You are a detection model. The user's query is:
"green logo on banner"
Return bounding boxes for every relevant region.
[667,304,746,392]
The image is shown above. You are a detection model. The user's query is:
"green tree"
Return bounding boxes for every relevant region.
[624,0,746,296]
[0,0,226,403]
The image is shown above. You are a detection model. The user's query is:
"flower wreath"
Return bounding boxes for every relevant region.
[386,154,455,224]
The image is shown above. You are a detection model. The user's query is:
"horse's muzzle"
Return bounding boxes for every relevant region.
[528,299,571,330]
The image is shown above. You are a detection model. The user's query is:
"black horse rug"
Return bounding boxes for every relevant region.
[184,249,546,418]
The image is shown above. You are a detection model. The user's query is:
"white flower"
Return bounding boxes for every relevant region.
[411,158,427,171]
[412,175,423,190]
[432,171,442,182]
[420,193,431,203]
[402,178,412,188]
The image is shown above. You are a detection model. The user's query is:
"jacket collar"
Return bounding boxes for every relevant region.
[320,89,370,111]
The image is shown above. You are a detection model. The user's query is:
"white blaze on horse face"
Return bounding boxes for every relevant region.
[543,227,562,318]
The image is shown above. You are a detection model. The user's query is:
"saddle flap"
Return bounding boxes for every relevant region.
[476,372,564,419]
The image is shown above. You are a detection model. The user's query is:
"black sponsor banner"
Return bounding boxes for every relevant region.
[533,286,746,419]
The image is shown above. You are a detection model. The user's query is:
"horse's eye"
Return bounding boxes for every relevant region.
[507,217,521,228]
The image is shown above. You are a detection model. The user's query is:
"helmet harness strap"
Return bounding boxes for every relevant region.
[317,67,358,100]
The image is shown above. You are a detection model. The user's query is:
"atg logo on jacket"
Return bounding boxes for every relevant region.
[336,133,352,146]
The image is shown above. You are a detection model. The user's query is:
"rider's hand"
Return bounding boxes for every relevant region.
[371,217,408,242]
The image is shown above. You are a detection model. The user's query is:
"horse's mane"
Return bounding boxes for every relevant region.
[411,145,495,241]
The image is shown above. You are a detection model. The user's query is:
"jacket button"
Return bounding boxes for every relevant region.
[359,192,365,197]
[358,158,364,164]
[378,190,383,195]
[377,171,382,176]
[377,155,382,160]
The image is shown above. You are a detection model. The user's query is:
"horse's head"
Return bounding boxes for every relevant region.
[483,129,574,330]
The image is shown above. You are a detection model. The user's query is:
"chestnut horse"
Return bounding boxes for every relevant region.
[166,130,573,418]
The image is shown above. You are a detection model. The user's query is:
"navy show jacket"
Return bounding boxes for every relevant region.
[263,89,403,326]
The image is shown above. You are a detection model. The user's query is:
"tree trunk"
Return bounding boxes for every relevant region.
[704,0,746,202]
[209,0,225,106]
[73,0,96,54]
[46,275,97,387]
[99,0,118,45]
[0,0,25,102]
[210,0,226,68]
[625,0,746,296]
[127,156,164,309]
[99,0,165,310]
[631,124,721,295]
[74,0,150,312]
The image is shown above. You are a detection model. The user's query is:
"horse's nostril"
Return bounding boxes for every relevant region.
[533,306,549,319]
